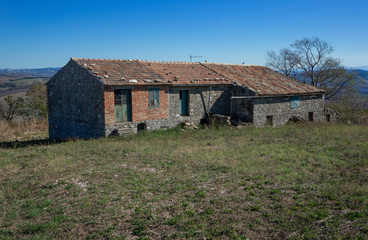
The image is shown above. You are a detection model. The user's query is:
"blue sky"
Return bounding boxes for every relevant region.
[1,0,367,68]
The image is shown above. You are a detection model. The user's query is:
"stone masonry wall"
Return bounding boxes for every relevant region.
[252,94,325,127]
[231,98,253,123]
[47,60,105,139]
[168,85,231,127]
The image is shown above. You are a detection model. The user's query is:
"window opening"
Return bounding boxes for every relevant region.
[290,96,300,109]
[266,115,273,126]
[326,114,331,122]
[149,88,160,107]
[309,112,314,122]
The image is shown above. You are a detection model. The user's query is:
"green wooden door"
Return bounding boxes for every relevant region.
[114,89,132,122]
[180,90,189,116]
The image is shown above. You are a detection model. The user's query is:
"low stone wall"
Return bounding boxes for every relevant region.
[252,94,325,127]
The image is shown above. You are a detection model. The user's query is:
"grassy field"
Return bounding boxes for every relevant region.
[0,123,367,239]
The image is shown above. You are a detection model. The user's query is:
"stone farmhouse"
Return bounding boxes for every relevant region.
[47,58,325,139]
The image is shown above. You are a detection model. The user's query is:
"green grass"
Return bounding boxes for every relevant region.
[0,123,368,239]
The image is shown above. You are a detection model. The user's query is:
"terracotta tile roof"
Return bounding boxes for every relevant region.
[72,58,231,86]
[71,58,324,95]
[139,61,232,85]
[202,63,324,95]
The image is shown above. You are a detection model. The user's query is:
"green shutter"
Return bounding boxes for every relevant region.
[114,89,132,122]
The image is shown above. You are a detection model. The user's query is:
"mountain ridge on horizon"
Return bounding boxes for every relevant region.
[0,67,61,78]
[352,66,368,71]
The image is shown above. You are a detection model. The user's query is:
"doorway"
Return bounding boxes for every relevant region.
[180,90,189,116]
[114,89,132,122]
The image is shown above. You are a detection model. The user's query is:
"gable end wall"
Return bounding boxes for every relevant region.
[47,60,105,139]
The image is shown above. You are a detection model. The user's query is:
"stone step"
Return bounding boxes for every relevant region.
[117,127,135,135]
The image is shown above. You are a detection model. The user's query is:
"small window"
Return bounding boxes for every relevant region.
[326,114,331,122]
[266,115,273,126]
[290,96,300,109]
[148,88,160,107]
[309,112,314,122]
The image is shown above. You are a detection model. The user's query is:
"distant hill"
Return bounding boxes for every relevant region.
[0,67,60,99]
[0,67,60,78]
[354,66,368,71]
[0,76,49,98]
[352,69,368,95]
[355,69,368,78]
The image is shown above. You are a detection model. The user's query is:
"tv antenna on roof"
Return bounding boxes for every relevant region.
[190,54,203,62]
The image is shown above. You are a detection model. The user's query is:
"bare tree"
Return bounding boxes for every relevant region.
[0,95,25,123]
[266,37,356,99]
[266,48,299,79]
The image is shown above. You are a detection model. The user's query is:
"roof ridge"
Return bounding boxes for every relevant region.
[71,57,196,64]
[71,58,268,67]
[138,60,195,64]
[203,62,264,67]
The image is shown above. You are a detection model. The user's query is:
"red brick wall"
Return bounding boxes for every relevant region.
[103,86,169,124]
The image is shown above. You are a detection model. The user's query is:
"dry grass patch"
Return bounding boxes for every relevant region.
[0,119,48,142]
